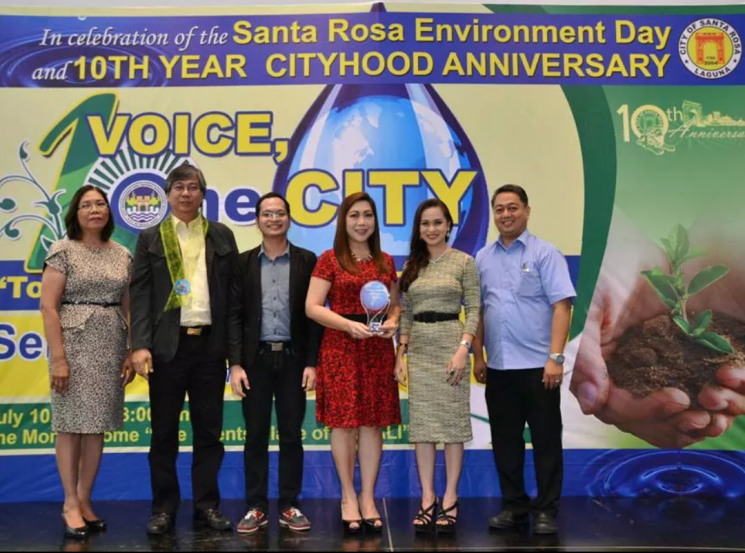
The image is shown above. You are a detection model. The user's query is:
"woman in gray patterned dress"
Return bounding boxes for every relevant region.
[395,199,480,534]
[40,185,134,538]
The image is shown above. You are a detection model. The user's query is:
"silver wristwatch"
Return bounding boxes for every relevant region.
[549,353,565,364]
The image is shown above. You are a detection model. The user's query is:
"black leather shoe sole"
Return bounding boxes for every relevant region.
[193,516,232,531]
[146,519,173,535]
[489,516,529,529]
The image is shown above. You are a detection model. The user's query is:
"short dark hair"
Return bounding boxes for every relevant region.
[256,192,290,217]
[64,185,114,241]
[165,162,206,194]
[492,184,529,208]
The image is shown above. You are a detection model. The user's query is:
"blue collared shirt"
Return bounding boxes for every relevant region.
[259,244,291,342]
[475,230,576,370]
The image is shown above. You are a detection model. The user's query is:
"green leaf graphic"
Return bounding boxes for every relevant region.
[0,198,17,211]
[673,316,691,335]
[691,309,712,337]
[642,269,678,308]
[688,265,729,296]
[696,332,735,355]
[1,222,20,239]
[660,237,676,261]
[675,224,689,261]
[681,247,706,264]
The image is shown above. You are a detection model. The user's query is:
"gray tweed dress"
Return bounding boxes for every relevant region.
[44,238,132,434]
[400,249,480,444]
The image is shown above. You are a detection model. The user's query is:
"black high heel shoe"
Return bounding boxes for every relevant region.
[362,516,383,533]
[62,512,89,539]
[340,501,362,535]
[82,517,107,531]
[413,498,437,534]
[436,499,459,534]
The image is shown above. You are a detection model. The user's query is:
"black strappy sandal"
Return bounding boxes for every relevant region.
[413,498,438,534]
[436,500,459,534]
[340,501,362,535]
[363,516,383,533]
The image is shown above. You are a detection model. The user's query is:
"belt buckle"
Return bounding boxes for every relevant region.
[269,342,283,352]
[186,327,202,336]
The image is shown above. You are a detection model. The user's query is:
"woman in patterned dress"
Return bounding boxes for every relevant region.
[306,192,401,533]
[395,199,480,533]
[40,185,134,538]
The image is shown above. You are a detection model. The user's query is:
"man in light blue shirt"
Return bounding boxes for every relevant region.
[473,184,575,535]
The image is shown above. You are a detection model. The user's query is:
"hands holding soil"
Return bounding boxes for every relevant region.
[570,218,745,449]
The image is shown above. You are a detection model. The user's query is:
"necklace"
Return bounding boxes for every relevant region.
[352,250,372,262]
[429,248,450,264]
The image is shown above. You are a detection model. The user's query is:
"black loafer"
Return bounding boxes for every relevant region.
[146,512,174,535]
[488,510,529,529]
[194,508,232,531]
[533,512,558,534]
[62,513,89,540]
[83,517,107,532]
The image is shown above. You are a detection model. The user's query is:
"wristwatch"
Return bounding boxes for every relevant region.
[549,353,565,364]
[460,339,472,351]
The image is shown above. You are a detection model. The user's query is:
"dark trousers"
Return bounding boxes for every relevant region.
[148,333,226,515]
[485,368,563,517]
[242,348,306,512]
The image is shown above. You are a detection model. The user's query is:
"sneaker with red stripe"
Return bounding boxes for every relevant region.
[279,507,311,532]
[237,508,268,534]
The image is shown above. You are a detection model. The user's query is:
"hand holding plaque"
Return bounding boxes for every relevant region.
[360,281,391,335]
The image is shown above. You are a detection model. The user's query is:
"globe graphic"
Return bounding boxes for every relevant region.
[274,84,488,268]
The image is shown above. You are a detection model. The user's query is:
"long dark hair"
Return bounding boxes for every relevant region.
[64,185,114,241]
[400,199,453,292]
[333,192,389,275]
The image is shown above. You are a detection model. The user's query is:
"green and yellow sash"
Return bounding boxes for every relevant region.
[160,214,209,311]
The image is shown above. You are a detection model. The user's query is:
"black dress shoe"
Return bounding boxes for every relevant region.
[62,512,89,540]
[533,512,558,534]
[82,517,107,532]
[146,512,174,535]
[194,508,232,531]
[488,510,529,530]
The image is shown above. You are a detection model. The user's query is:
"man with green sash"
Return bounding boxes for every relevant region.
[130,163,238,535]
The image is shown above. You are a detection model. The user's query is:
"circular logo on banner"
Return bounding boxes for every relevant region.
[631,105,669,139]
[679,19,741,79]
[117,178,168,231]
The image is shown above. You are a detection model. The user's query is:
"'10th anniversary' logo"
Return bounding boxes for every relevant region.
[679,18,742,79]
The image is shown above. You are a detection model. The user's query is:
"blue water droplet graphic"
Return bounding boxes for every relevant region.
[273,81,489,268]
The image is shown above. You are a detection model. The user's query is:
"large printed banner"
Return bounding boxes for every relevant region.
[1,3,745,501]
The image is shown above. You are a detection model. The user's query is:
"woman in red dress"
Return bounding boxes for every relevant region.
[306,192,401,534]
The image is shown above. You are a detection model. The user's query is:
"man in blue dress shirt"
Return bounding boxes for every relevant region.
[473,184,575,535]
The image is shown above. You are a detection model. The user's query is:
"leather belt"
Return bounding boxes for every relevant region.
[180,326,210,336]
[413,312,460,323]
[259,341,292,352]
[340,314,367,324]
